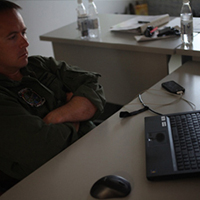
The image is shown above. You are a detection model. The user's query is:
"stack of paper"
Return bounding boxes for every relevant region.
[110,14,170,35]
[134,18,180,42]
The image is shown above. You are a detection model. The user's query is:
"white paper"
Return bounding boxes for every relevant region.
[110,14,170,34]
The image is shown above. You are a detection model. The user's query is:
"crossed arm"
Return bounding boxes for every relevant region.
[43,92,97,131]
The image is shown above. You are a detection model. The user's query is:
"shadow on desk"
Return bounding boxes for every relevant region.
[94,103,122,125]
[0,170,19,196]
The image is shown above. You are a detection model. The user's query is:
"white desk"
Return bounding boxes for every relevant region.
[1,61,200,200]
[40,14,182,105]
[176,33,200,63]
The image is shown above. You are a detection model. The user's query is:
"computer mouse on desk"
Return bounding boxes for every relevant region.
[90,175,131,199]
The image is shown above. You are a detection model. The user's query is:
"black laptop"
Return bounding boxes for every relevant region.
[145,110,200,180]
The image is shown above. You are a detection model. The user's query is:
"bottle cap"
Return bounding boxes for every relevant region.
[78,0,82,4]
[183,0,189,3]
[89,0,94,2]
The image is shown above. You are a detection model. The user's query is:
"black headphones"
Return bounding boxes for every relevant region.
[144,26,155,37]
[144,26,181,38]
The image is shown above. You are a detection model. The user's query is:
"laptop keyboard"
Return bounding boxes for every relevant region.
[170,112,200,171]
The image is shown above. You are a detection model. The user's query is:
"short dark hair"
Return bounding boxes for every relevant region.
[0,0,21,12]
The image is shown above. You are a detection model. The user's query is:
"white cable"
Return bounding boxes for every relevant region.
[125,88,196,112]
[138,88,196,110]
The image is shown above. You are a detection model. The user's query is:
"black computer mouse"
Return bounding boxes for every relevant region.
[90,175,131,199]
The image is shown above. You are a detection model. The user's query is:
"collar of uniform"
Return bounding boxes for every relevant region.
[0,67,36,88]
[20,66,36,78]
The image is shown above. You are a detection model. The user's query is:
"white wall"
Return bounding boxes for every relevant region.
[12,0,136,57]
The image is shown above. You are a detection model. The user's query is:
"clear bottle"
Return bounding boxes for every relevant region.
[180,0,193,44]
[88,0,100,38]
[76,0,89,39]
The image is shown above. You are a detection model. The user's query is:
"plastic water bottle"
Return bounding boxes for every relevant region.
[88,0,100,38]
[77,0,89,39]
[180,0,193,44]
